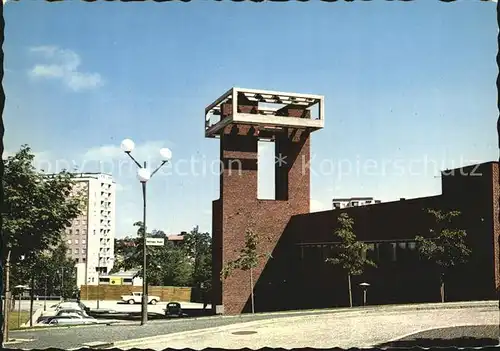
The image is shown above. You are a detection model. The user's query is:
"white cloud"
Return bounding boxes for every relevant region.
[29,46,104,92]
[83,140,171,163]
[310,199,329,212]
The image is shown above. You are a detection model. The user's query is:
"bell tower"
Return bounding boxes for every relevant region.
[205,88,324,314]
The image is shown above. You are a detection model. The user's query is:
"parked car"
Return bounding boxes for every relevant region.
[39,315,98,326]
[120,292,160,305]
[40,301,90,319]
[37,308,89,323]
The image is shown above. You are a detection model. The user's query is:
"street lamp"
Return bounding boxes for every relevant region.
[121,138,172,325]
[14,285,29,329]
[359,282,370,307]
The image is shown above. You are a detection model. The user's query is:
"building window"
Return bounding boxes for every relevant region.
[76,229,80,235]
[82,248,86,254]
[75,220,79,225]
[75,248,79,254]
[391,243,397,261]
[68,249,72,254]
[76,258,79,263]
[75,239,79,244]
[378,242,393,263]
[83,258,86,262]
[68,239,72,245]
[351,201,359,206]
[82,239,86,244]
[408,242,417,251]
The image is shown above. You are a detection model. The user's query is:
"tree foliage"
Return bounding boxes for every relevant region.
[3,145,84,264]
[220,228,271,280]
[111,223,210,287]
[325,213,376,307]
[415,208,470,302]
[182,226,212,289]
[325,213,376,276]
[415,209,470,271]
[220,228,272,313]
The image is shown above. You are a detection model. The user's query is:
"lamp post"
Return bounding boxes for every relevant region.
[359,282,370,307]
[14,285,28,329]
[121,138,172,326]
[43,275,48,311]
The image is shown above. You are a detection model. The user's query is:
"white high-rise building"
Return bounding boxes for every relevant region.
[64,173,116,288]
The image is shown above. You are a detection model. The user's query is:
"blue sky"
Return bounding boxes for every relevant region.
[3,0,498,237]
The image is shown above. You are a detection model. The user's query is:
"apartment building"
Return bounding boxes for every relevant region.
[64,173,116,288]
[332,197,382,209]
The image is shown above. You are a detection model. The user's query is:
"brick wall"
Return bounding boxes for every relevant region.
[214,122,311,315]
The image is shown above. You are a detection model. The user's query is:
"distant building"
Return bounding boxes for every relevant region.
[98,270,142,286]
[62,173,116,287]
[167,232,186,246]
[332,197,382,209]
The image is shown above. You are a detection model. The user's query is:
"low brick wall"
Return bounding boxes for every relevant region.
[81,285,192,302]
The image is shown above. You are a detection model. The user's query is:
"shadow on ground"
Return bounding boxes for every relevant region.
[377,325,499,348]
[378,337,498,348]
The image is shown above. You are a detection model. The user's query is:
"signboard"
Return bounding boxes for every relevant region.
[109,277,123,285]
[146,238,165,246]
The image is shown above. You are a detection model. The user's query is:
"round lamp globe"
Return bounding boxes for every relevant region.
[137,168,151,183]
[160,148,172,161]
[121,139,135,153]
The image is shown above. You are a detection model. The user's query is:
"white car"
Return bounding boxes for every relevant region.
[120,292,160,305]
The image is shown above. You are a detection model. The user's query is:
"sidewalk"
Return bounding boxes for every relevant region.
[111,302,499,350]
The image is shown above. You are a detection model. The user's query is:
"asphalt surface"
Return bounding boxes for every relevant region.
[377,325,499,348]
[6,309,344,350]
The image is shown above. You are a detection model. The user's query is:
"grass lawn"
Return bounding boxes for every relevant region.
[8,311,32,330]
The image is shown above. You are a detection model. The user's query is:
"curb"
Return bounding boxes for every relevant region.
[11,321,138,333]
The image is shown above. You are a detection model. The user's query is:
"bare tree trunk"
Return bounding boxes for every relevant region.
[29,274,35,326]
[440,274,445,303]
[348,274,353,308]
[250,268,255,314]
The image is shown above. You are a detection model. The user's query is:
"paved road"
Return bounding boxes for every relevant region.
[5,301,499,350]
[113,305,499,349]
[6,309,343,349]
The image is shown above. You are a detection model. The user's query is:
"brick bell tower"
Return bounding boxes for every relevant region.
[205,88,325,315]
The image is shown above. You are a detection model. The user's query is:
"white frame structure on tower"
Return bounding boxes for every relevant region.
[205,87,325,138]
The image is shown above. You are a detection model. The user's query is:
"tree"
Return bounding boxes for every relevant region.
[415,208,470,303]
[110,222,194,286]
[151,229,166,238]
[2,145,84,264]
[220,228,272,314]
[3,145,83,319]
[324,213,376,308]
[182,226,212,289]
[10,242,77,299]
[148,241,193,286]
